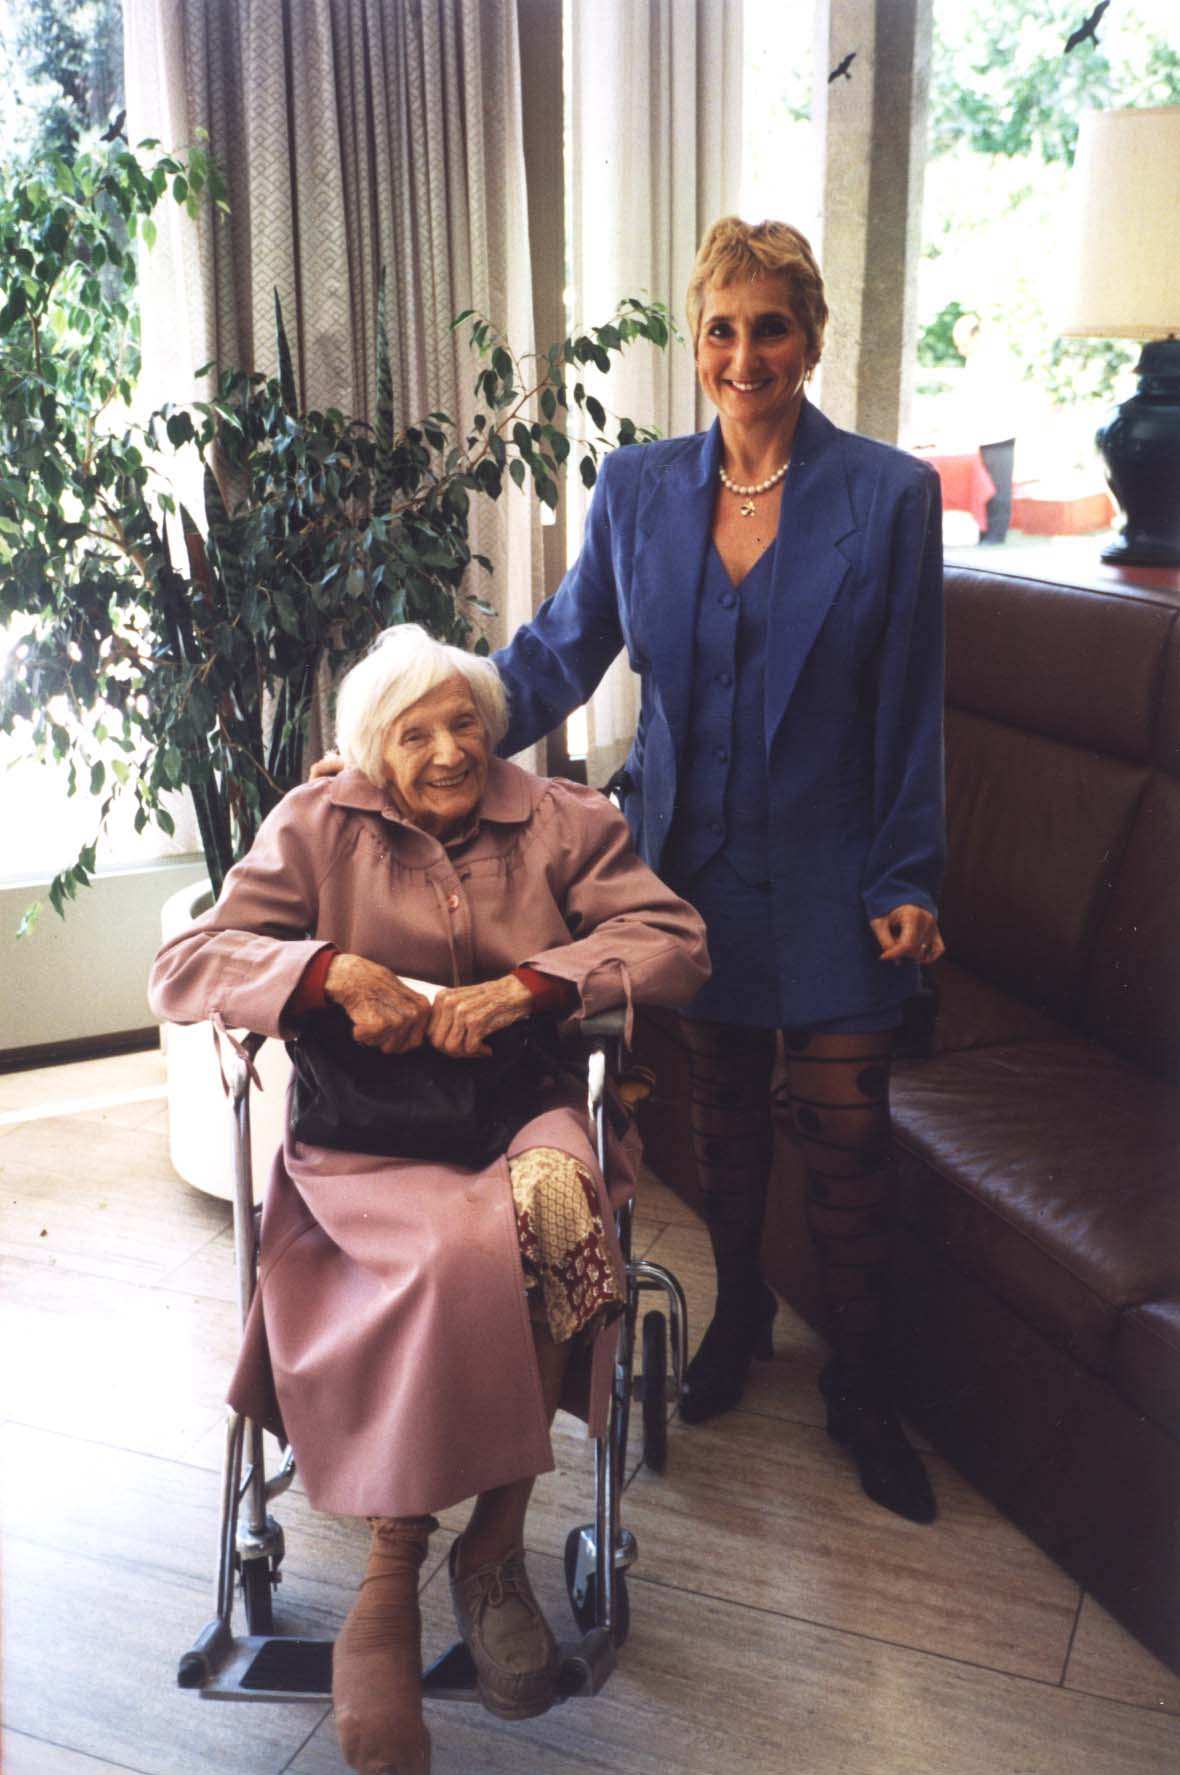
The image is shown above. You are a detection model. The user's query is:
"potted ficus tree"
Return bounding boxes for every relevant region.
[0,128,671,1191]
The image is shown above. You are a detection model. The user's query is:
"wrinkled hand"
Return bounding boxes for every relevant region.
[324,954,432,1053]
[869,904,946,966]
[427,975,533,1058]
[309,750,346,781]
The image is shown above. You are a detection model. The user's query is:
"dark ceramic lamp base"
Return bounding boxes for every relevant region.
[1097,336,1180,568]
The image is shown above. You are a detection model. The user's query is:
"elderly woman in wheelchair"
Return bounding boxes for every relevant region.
[148,622,708,1775]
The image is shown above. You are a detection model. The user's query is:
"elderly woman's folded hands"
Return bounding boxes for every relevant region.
[324,952,534,1057]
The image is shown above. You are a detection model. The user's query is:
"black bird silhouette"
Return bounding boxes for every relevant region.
[100,109,127,142]
[1065,1,1109,52]
[828,52,856,83]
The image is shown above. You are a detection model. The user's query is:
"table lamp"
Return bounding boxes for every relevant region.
[1060,106,1180,567]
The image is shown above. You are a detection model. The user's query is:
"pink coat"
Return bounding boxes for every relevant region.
[148,760,709,1516]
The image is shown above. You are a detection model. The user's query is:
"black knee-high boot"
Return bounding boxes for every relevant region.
[679,1020,779,1423]
[783,1029,936,1523]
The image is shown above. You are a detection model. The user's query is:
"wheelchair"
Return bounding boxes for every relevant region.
[178,1009,688,1707]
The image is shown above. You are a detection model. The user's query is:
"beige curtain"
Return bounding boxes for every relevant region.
[124,0,543,704]
[567,0,744,783]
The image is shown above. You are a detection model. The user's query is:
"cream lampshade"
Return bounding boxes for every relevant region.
[1060,106,1180,566]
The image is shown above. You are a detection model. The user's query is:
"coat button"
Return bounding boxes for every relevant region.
[719,592,736,610]
[446,893,461,912]
[716,671,732,687]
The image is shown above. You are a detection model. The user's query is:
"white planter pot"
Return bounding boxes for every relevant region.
[159,881,292,1201]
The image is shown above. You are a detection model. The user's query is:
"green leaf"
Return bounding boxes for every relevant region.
[586,395,607,431]
[274,289,298,411]
[580,457,598,489]
[374,266,395,516]
[509,458,526,490]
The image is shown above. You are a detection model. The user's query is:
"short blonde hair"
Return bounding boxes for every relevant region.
[334,624,508,787]
[686,216,828,366]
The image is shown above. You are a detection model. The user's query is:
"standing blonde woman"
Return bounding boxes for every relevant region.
[493,217,946,1522]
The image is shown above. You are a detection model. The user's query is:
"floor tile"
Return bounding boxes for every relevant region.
[640,1219,830,1427]
[633,1167,701,1229]
[1064,1594,1180,1715]
[158,1223,239,1302]
[0,1257,238,1460]
[0,1731,149,1775]
[288,1548,1180,1775]
[619,1408,1080,1682]
[2,1535,328,1775]
[0,1050,165,1116]
[0,1129,227,1286]
[0,1087,167,1133]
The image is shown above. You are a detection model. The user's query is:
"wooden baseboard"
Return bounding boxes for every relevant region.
[0,1028,159,1074]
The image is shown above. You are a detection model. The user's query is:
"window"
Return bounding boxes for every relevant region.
[0,0,199,884]
[912,0,1180,555]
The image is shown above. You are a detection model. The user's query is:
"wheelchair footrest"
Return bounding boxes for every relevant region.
[183,1629,617,1704]
[183,1634,334,1700]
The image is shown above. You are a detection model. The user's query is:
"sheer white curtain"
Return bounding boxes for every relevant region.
[124,0,543,729]
[566,0,743,783]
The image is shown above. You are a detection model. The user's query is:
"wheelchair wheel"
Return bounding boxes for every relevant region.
[641,1310,668,1473]
[563,1526,630,1647]
[240,1554,275,1635]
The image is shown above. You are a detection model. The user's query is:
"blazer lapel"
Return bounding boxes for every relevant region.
[632,421,720,751]
[765,400,858,746]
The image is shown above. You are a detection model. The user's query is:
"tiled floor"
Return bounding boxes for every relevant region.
[3,1048,1180,1775]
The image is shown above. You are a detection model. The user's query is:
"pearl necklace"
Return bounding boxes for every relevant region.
[719,458,790,517]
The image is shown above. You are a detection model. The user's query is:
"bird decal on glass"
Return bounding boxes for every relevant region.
[1064,1,1110,52]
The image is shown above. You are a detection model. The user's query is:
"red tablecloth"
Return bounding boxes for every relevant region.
[912,449,996,529]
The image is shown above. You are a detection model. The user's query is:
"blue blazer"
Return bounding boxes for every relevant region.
[494,398,945,1025]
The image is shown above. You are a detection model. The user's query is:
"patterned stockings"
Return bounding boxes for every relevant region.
[682,1017,897,1376]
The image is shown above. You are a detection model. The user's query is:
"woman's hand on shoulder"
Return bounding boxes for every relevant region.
[427,975,533,1059]
[324,954,432,1052]
[309,751,345,781]
[869,905,946,966]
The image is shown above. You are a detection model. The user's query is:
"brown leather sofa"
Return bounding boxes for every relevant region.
[637,560,1180,1674]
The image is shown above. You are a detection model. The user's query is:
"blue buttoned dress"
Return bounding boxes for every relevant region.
[661,541,900,1033]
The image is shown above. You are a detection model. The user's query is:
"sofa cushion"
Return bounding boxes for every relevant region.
[1117,1300,1180,1443]
[1153,619,1180,776]
[942,709,1148,1020]
[890,1041,1180,1377]
[945,570,1173,762]
[930,961,1072,1056]
[1084,776,1180,1083]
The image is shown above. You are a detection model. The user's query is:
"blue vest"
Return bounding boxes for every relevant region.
[666,541,772,884]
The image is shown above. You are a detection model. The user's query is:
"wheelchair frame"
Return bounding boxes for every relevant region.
[178,1012,687,1707]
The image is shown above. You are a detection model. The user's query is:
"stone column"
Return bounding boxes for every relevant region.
[517,0,586,774]
[812,0,933,443]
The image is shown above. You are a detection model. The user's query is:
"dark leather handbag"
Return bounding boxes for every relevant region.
[287,1004,564,1168]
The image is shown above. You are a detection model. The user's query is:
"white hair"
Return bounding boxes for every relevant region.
[333,624,509,787]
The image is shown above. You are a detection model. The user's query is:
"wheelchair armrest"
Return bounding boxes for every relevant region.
[578,1009,626,1042]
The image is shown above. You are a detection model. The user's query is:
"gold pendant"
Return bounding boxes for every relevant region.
[740,498,756,518]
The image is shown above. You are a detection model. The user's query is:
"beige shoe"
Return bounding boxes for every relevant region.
[448,1538,559,1719]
